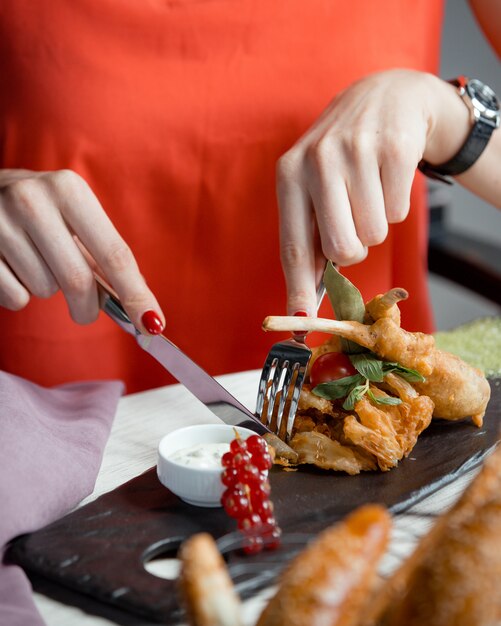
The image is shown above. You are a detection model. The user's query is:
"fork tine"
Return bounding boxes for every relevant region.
[256,354,276,416]
[265,358,288,429]
[257,340,312,437]
[284,364,306,440]
[257,274,327,437]
[274,361,299,439]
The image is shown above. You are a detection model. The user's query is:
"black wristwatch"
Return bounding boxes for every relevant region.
[419,76,500,184]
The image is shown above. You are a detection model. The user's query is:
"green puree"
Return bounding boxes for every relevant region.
[434,317,501,377]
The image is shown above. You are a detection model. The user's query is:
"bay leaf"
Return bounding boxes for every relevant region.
[323,261,366,354]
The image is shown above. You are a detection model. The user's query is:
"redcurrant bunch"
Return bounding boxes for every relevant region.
[221,433,281,554]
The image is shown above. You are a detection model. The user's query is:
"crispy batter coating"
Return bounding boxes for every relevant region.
[178,533,243,626]
[292,379,433,473]
[344,399,400,471]
[290,430,377,474]
[364,289,409,326]
[262,288,490,476]
[297,386,339,416]
[263,315,491,424]
[364,444,501,626]
[257,505,391,626]
[263,316,436,375]
[346,387,433,471]
[179,449,501,625]
[263,432,299,466]
[414,348,490,426]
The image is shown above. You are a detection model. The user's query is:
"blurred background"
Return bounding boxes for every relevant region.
[428,0,501,329]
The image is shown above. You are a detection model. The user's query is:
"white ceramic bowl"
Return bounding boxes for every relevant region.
[157,424,258,507]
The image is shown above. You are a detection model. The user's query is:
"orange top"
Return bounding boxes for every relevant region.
[0,1,443,393]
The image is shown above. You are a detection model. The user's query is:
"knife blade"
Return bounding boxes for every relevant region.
[96,277,269,435]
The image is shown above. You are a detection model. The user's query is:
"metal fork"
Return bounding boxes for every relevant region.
[256,280,326,441]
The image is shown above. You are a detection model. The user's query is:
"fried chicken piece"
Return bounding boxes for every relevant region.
[263,315,490,424]
[257,505,391,626]
[306,288,406,376]
[382,371,418,403]
[343,399,401,472]
[178,533,243,626]
[364,288,409,326]
[293,413,318,433]
[364,444,501,626]
[376,375,434,456]
[393,397,434,457]
[413,349,489,426]
[263,432,299,465]
[290,377,433,473]
[298,384,339,416]
[264,316,435,375]
[289,430,377,474]
[341,386,433,472]
[294,385,353,442]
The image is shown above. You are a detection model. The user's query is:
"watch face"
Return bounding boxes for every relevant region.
[467,79,500,112]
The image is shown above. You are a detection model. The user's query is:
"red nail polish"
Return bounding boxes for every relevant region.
[293,311,308,338]
[141,310,164,335]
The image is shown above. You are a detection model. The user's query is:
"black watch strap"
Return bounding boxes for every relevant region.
[419,76,499,184]
[418,119,495,184]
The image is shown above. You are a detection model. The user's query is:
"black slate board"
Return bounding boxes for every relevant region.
[9,380,501,624]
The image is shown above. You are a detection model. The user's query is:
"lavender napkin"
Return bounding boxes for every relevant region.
[0,371,124,626]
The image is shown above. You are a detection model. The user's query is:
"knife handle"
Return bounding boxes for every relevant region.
[95,274,137,334]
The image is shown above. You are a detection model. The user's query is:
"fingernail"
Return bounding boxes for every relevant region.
[141,310,164,335]
[293,311,308,338]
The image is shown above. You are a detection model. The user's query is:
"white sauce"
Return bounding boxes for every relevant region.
[169,442,230,469]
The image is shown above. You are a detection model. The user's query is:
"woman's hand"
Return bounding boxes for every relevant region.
[277,69,476,317]
[0,169,165,333]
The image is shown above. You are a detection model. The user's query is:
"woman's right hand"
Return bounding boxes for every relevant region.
[276,69,501,319]
[0,169,165,334]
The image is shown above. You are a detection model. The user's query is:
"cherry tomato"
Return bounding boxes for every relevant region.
[309,352,357,387]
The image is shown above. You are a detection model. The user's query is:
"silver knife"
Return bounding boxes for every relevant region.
[96,277,269,435]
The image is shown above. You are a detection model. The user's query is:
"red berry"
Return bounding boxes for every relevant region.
[230,438,247,455]
[221,434,280,557]
[264,526,282,551]
[221,467,239,487]
[238,513,262,531]
[224,493,251,519]
[249,480,271,507]
[221,486,244,509]
[262,479,271,495]
[246,435,268,455]
[255,499,274,519]
[232,451,252,467]
[239,464,263,486]
[243,535,264,555]
[221,451,234,468]
[260,514,276,527]
[253,451,273,471]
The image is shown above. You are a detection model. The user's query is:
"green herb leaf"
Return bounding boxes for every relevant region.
[312,373,364,400]
[349,353,385,382]
[382,362,426,383]
[323,262,366,354]
[367,389,402,406]
[343,382,368,410]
